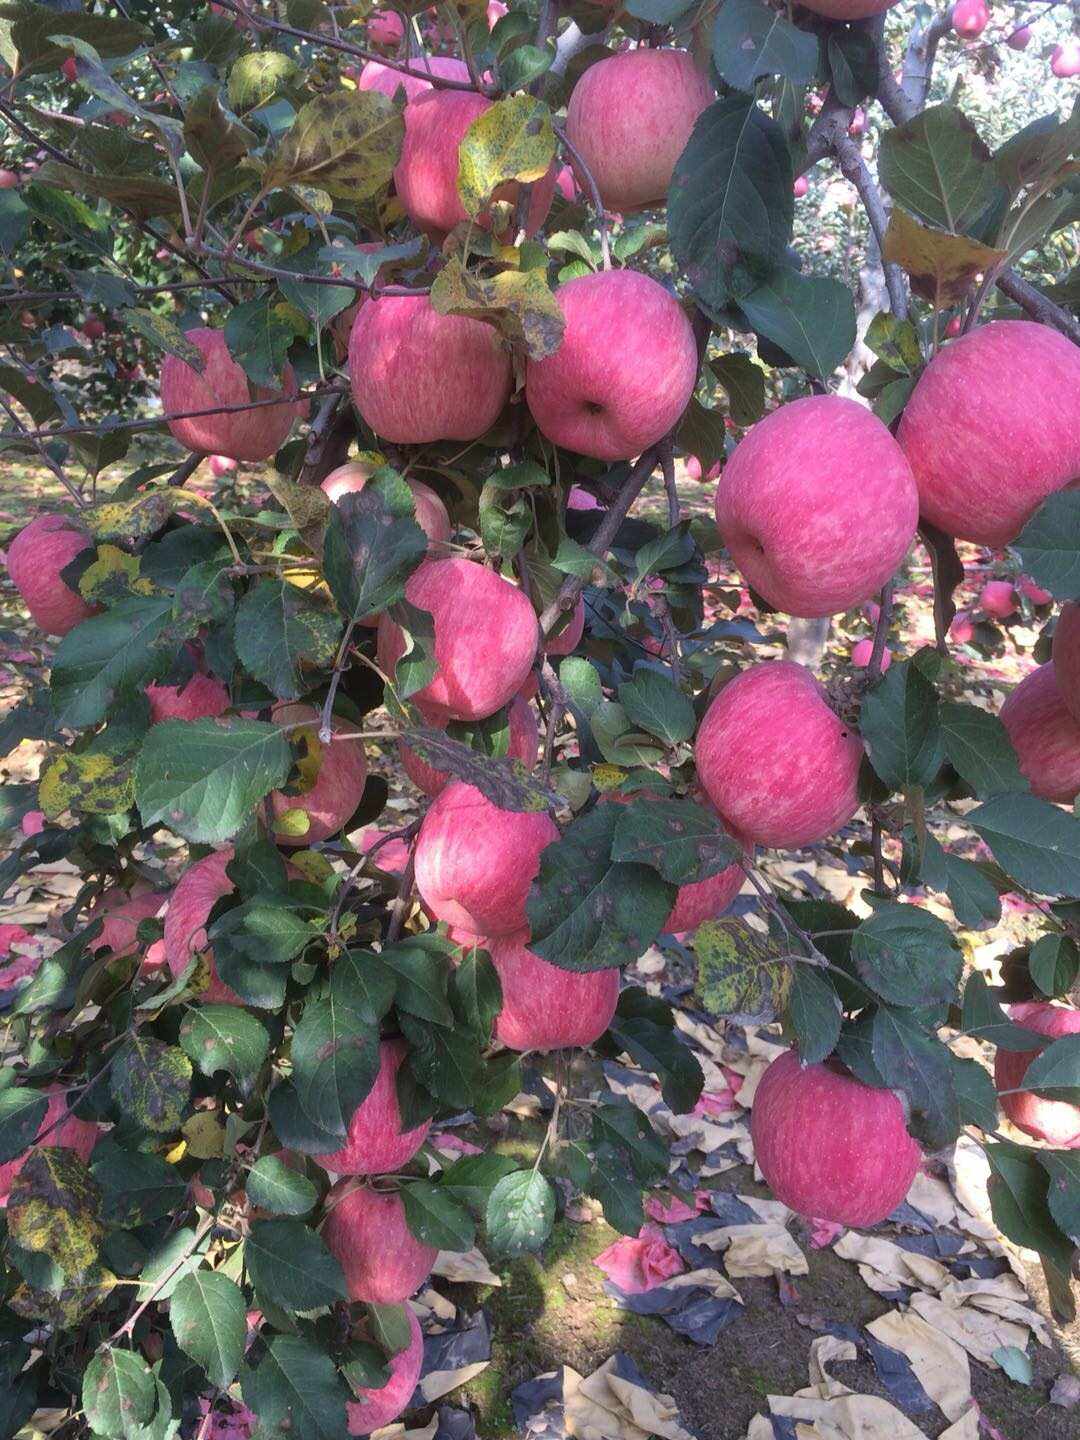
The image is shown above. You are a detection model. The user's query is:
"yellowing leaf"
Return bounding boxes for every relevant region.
[457,95,556,219]
[882,209,1007,308]
[430,256,563,360]
[182,1112,225,1159]
[78,543,155,603]
[273,806,311,838]
[8,1148,105,1279]
[39,749,134,820]
[87,491,183,544]
[592,764,629,793]
[264,92,404,202]
[695,916,793,1026]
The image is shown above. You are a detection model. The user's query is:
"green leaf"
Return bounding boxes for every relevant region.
[486,1170,555,1257]
[323,472,428,626]
[737,268,857,378]
[331,949,397,1027]
[1013,492,1080,599]
[380,941,454,1026]
[676,397,728,471]
[264,90,404,201]
[1039,1150,1080,1240]
[710,351,766,426]
[712,0,820,93]
[969,794,1080,895]
[960,973,1046,1052]
[91,1139,187,1225]
[179,1005,269,1086]
[852,905,963,1008]
[51,595,179,729]
[787,965,842,1064]
[170,1269,246,1388]
[184,85,256,171]
[440,1152,518,1211]
[939,702,1026,798]
[450,946,502,1041]
[266,1081,341,1157]
[247,1155,318,1216]
[860,657,944,791]
[694,915,792,1026]
[228,50,300,112]
[400,1179,476,1251]
[135,718,291,844]
[1029,934,1080,999]
[366,1301,412,1356]
[82,1349,157,1439]
[223,295,299,390]
[241,1335,352,1440]
[827,28,877,106]
[617,670,695,745]
[234,580,341,702]
[1021,1035,1080,1105]
[290,996,380,1136]
[110,1036,192,1134]
[872,1006,959,1150]
[950,1053,1000,1133]
[611,797,740,884]
[984,1140,1075,1275]
[0,1087,47,1166]
[879,104,1000,236]
[608,1014,703,1113]
[398,1012,481,1110]
[246,1220,348,1311]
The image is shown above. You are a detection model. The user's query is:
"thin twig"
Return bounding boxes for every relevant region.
[866,581,893,681]
[385,847,417,944]
[554,123,611,272]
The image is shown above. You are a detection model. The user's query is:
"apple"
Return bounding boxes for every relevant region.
[313,1039,431,1175]
[377,558,539,722]
[567,485,601,512]
[479,930,619,1051]
[994,1002,1080,1147]
[414,780,559,935]
[564,49,713,212]
[5,513,97,636]
[999,663,1080,804]
[848,107,866,137]
[979,579,1017,619]
[1051,40,1080,76]
[160,327,303,462]
[0,1086,100,1206]
[1007,24,1032,48]
[897,321,1080,547]
[695,661,864,848]
[401,692,539,797]
[555,165,577,202]
[751,1050,922,1226]
[1051,602,1080,723]
[525,270,698,461]
[322,1184,437,1302]
[80,316,106,340]
[0,169,19,188]
[793,175,809,198]
[684,455,722,482]
[944,315,963,338]
[665,851,748,933]
[163,847,250,1004]
[87,886,170,970]
[395,90,557,239]
[147,673,230,724]
[487,0,508,25]
[322,463,451,555]
[952,0,988,36]
[950,609,975,644]
[715,396,918,618]
[348,296,512,444]
[268,703,368,846]
[61,57,77,81]
[1018,578,1052,606]
[545,597,585,657]
[850,638,892,671]
[346,1304,423,1436]
[209,454,237,478]
[357,54,470,103]
[368,9,405,49]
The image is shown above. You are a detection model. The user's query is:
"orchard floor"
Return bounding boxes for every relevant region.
[2,456,1078,1440]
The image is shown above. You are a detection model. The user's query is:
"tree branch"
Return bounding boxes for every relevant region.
[995,269,1080,347]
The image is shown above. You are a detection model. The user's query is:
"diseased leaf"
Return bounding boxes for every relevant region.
[110,1037,192,1134]
[457,94,557,218]
[264,91,404,200]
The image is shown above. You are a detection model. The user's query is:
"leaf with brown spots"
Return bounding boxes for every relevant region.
[110,1035,192,1134]
[38,748,134,820]
[7,1147,106,1279]
[457,95,556,219]
[695,915,793,1026]
[882,209,1006,308]
[264,91,404,202]
[430,255,563,360]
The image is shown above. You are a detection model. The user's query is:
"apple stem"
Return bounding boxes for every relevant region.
[866,581,893,681]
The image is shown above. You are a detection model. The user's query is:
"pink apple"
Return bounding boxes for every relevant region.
[322,1184,437,1302]
[164,847,243,1004]
[565,49,712,213]
[1051,602,1080,724]
[1051,39,1080,75]
[848,107,866,137]
[5,513,97,636]
[377,558,539,722]
[1007,24,1031,48]
[545,597,585,657]
[792,175,809,198]
[357,54,470,103]
[979,579,1017,619]
[401,692,539,797]
[995,1002,1080,1147]
[268,703,368,846]
[897,320,1080,547]
[414,780,558,936]
[695,661,864,848]
[664,851,747,933]
[348,297,512,444]
[716,395,918,618]
[567,485,601,512]
[487,0,508,24]
[395,90,557,239]
[209,454,237,478]
[525,270,698,461]
[368,9,405,49]
[1018,577,1052,606]
[685,454,722,482]
[0,1086,100,1206]
[313,1039,431,1176]
[160,327,302,462]
[147,673,230,724]
[555,165,577,202]
[851,638,892,671]
[0,169,18,188]
[61,57,77,81]
[999,663,1080,804]
[944,315,963,338]
[480,930,619,1051]
[952,0,988,36]
[751,1050,922,1226]
[950,609,975,644]
[322,463,451,555]
[346,1304,423,1435]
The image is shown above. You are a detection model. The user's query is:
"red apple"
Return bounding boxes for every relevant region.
[525,270,698,461]
[1018,578,1052,606]
[793,175,809,198]
[61,57,78,81]
[147,673,230,724]
[346,1304,423,1435]
[357,54,470,103]
[664,852,747,933]
[0,169,19,188]
[322,463,451,554]
[897,321,1080,547]
[348,296,512,444]
[5,513,97,636]
[0,1086,100,1205]
[564,49,713,212]
[994,1002,1080,1147]
[715,396,918,618]
[80,316,106,340]
[163,847,243,1005]
[313,1039,431,1176]
[209,454,237,478]
[1007,24,1031,48]
[850,638,892,671]
[952,0,988,36]
[414,780,558,935]
[695,661,864,848]
[322,1183,437,1302]
[751,1050,922,1226]
[1051,602,1080,723]
[944,315,963,338]
[268,703,368,846]
[377,558,539,722]
[401,692,539,797]
[479,930,619,1051]
[950,609,975,644]
[545,597,585,657]
[367,9,405,50]
[999,663,1080,804]
[1051,39,1080,76]
[395,89,557,239]
[979,579,1017,619]
[160,327,302,462]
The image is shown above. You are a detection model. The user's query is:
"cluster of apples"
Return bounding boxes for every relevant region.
[949,0,1080,75]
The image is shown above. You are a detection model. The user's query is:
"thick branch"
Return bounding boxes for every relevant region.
[996,269,1080,348]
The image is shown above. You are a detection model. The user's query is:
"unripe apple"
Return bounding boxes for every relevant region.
[952,0,988,37]
[979,579,1016,619]
[322,463,451,555]
[322,1183,437,1302]
[525,270,698,462]
[850,638,892,671]
[414,780,558,935]
[790,0,899,15]
[897,321,1080,547]
[87,886,170,971]
[994,1002,1080,1147]
[163,847,243,1004]
[357,54,470,102]
[0,1086,100,1205]
[545,597,585,657]
[999,663,1080,804]
[346,1304,423,1436]
[564,49,713,212]
[401,693,539,797]
[209,454,237,478]
[348,297,512,444]
[268,703,368,846]
[1051,602,1080,724]
[160,327,302,462]
[395,90,557,239]
[0,169,19,188]
[715,395,918,618]
[147,673,230,724]
[1051,39,1080,76]
[695,661,864,848]
[314,1039,431,1176]
[1007,24,1031,48]
[377,558,539,722]
[5,513,97,636]
[751,1050,922,1226]
[792,175,809,198]
[481,930,619,1051]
